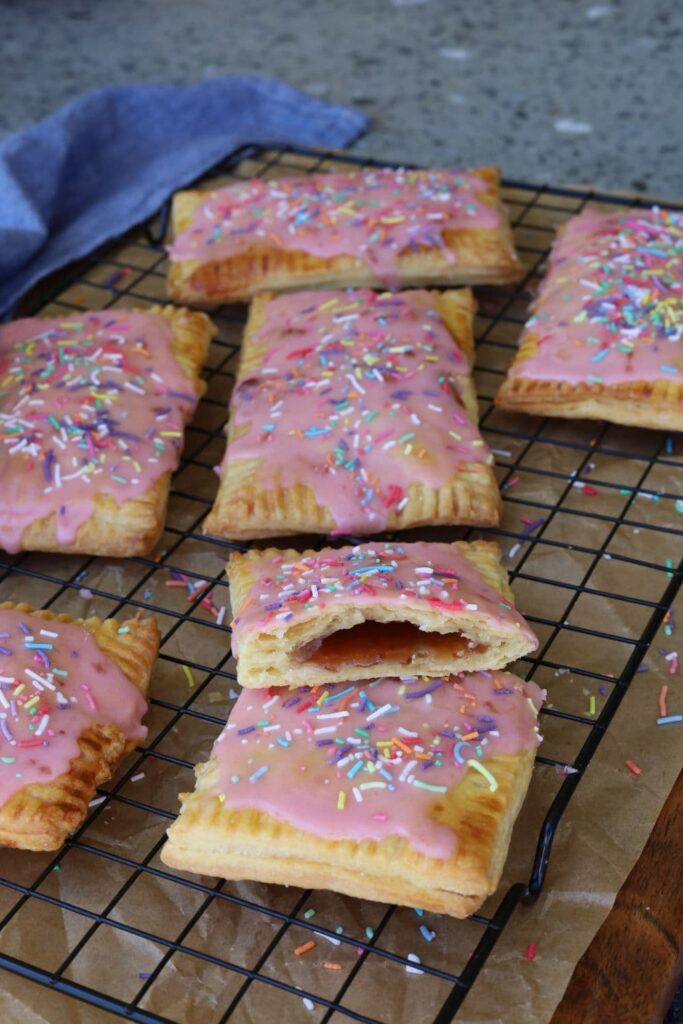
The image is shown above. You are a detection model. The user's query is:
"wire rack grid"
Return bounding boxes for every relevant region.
[0,145,681,1024]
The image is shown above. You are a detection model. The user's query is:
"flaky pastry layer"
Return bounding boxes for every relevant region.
[496,367,683,430]
[0,603,159,851]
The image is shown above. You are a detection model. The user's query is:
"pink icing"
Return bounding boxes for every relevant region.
[0,310,201,553]
[231,541,537,656]
[224,289,492,534]
[168,168,500,287]
[0,608,147,809]
[211,673,543,859]
[511,207,682,386]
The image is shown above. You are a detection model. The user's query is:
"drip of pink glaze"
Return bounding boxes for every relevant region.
[168,168,500,287]
[225,289,492,533]
[0,608,147,808]
[510,207,682,386]
[231,540,537,656]
[0,311,201,553]
[211,673,544,859]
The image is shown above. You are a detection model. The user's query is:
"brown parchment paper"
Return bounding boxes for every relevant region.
[1,161,682,1024]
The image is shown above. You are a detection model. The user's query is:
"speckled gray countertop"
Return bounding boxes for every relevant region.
[1,0,682,197]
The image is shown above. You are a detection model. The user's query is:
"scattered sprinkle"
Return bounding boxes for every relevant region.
[658,685,668,719]
[405,952,424,975]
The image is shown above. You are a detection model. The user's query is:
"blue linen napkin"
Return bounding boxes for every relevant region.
[0,76,368,317]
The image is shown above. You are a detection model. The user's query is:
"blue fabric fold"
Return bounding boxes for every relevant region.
[0,76,368,317]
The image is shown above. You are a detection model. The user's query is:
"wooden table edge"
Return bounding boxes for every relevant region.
[551,770,683,1024]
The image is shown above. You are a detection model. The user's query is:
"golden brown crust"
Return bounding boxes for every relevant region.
[0,603,159,851]
[203,289,501,541]
[167,167,524,307]
[7,305,216,557]
[496,336,683,430]
[154,304,215,397]
[226,540,537,689]
[16,475,172,559]
[161,746,536,918]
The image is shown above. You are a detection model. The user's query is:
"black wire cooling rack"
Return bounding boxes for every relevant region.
[1,145,682,1024]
